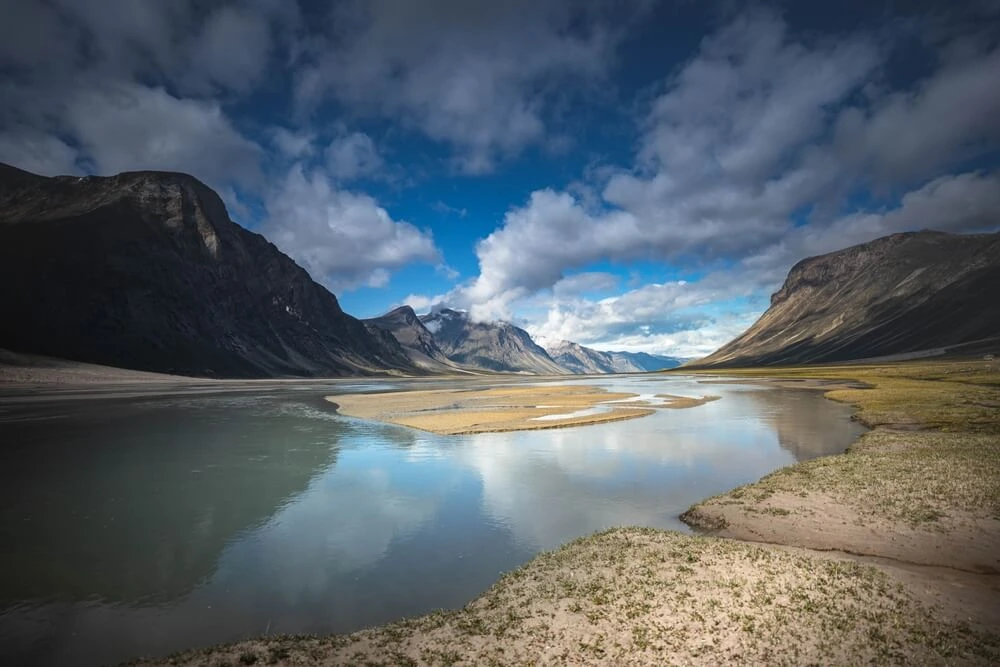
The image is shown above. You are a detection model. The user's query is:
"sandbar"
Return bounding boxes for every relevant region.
[323,384,719,434]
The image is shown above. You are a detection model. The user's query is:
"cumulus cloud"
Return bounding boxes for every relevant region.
[270,127,317,159]
[0,127,79,176]
[833,46,1000,185]
[0,0,291,186]
[66,83,263,184]
[453,9,1000,333]
[325,132,384,181]
[263,165,441,290]
[192,6,274,93]
[294,0,639,173]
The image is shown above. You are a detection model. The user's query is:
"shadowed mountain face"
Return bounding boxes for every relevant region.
[364,306,473,374]
[0,164,415,378]
[691,231,1000,368]
[419,309,568,374]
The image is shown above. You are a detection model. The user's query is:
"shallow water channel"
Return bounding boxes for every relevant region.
[0,375,865,666]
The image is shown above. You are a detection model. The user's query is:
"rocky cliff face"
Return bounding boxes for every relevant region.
[364,306,473,373]
[0,164,416,377]
[419,309,568,374]
[690,231,1000,368]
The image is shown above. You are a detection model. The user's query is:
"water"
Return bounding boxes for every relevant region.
[0,375,865,666]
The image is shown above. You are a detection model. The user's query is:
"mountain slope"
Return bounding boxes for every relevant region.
[546,340,635,374]
[0,164,416,378]
[690,231,1000,368]
[607,351,684,372]
[546,341,684,374]
[364,306,475,373]
[420,309,568,374]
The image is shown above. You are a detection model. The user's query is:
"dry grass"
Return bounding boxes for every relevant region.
[133,528,1000,667]
[682,358,1000,579]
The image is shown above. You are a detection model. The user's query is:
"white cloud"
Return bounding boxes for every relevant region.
[270,127,316,159]
[66,83,263,186]
[833,45,1000,185]
[294,0,637,173]
[552,272,620,297]
[450,9,1000,344]
[263,165,441,290]
[192,6,274,93]
[325,132,384,181]
[0,126,79,176]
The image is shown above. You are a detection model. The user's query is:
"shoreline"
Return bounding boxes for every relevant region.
[127,358,1000,665]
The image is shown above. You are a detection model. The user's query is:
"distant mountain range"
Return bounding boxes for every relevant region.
[545,340,682,374]
[689,230,1000,368]
[361,306,684,375]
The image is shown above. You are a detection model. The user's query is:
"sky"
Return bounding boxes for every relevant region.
[2,0,999,359]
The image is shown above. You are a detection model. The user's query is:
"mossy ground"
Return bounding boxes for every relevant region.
[683,359,1000,531]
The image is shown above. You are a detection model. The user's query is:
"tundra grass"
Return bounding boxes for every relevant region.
[681,359,1000,529]
[132,528,1000,667]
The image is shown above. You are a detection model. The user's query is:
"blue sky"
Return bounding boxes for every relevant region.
[2,0,999,358]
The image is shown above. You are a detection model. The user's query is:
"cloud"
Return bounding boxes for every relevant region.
[552,272,620,297]
[192,6,274,93]
[325,132,384,181]
[0,126,79,176]
[832,46,1000,185]
[263,165,441,290]
[0,1,276,188]
[453,9,1000,328]
[64,83,263,185]
[523,279,754,358]
[270,127,317,159]
[431,200,468,218]
[294,0,639,173]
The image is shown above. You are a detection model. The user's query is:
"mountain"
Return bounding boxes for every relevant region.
[690,231,1000,368]
[364,305,474,373]
[607,351,684,372]
[546,341,684,374]
[419,308,568,374]
[0,164,416,378]
[546,340,635,374]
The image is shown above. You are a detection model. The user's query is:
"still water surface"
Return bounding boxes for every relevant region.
[0,376,865,666]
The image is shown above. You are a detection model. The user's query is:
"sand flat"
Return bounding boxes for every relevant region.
[325,384,662,434]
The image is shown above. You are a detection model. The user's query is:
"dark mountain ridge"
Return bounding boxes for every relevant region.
[690,230,1000,368]
[0,164,416,377]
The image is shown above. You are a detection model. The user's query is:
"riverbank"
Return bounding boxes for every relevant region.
[682,360,1000,568]
[131,358,1000,665]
